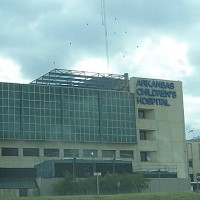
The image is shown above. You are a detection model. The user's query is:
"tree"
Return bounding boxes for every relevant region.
[54,172,76,195]
[133,173,149,192]
[120,173,149,193]
[80,174,96,194]
[101,173,121,194]
[54,172,97,195]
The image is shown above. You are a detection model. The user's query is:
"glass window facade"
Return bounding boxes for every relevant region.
[0,82,136,143]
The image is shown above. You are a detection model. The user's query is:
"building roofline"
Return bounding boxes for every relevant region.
[30,68,130,91]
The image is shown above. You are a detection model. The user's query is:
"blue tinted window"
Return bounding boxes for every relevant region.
[0,83,136,143]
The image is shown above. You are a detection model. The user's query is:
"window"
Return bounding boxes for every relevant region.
[2,148,18,156]
[120,150,133,158]
[83,149,97,157]
[140,130,146,140]
[44,149,59,157]
[64,149,79,157]
[140,151,147,162]
[138,109,145,119]
[190,174,194,182]
[102,150,115,158]
[23,148,39,157]
[138,109,155,119]
[189,159,193,167]
[140,151,156,162]
[140,151,157,162]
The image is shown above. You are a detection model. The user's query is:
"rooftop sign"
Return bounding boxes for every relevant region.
[136,79,177,106]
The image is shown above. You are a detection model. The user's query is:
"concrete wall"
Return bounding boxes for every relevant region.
[0,189,19,198]
[36,177,64,196]
[0,188,39,198]
[147,178,191,192]
[130,77,188,179]
[37,177,191,196]
[0,140,135,168]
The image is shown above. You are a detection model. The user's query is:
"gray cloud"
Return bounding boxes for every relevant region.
[0,0,200,138]
[1,0,199,76]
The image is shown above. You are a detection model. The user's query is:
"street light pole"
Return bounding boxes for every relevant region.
[73,157,76,178]
[91,152,95,174]
[97,174,100,195]
[113,158,116,173]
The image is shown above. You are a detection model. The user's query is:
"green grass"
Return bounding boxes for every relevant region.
[1,192,200,200]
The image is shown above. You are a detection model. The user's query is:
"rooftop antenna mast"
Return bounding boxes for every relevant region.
[101,0,109,71]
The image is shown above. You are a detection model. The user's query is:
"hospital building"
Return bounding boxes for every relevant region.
[0,69,190,197]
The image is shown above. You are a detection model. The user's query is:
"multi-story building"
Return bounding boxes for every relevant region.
[0,69,190,197]
[187,138,200,190]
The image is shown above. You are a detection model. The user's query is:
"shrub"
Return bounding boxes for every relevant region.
[54,171,149,195]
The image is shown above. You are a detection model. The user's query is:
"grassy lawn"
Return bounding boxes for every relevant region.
[1,192,200,200]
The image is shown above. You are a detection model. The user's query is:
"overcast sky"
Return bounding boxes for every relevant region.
[0,0,199,139]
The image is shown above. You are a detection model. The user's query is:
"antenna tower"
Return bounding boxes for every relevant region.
[101,0,109,71]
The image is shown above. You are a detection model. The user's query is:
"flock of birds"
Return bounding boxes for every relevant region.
[53,11,139,67]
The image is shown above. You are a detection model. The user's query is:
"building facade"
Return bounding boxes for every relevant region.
[186,139,200,190]
[0,69,190,196]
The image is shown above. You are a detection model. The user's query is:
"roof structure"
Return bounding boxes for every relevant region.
[30,69,129,91]
[0,179,38,189]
